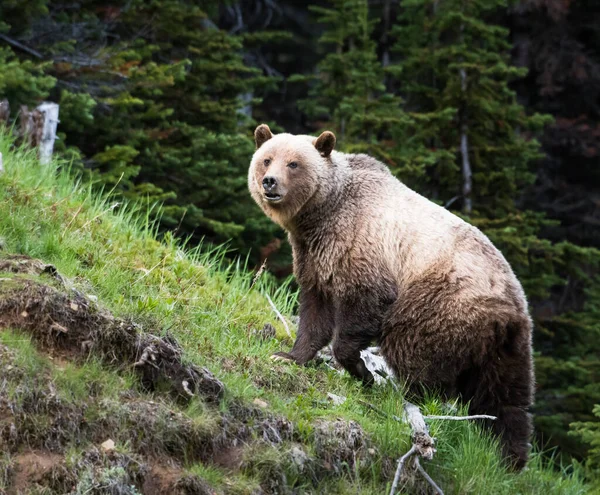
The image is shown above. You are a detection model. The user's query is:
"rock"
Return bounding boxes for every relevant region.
[289,446,310,473]
[327,393,347,406]
[101,439,115,452]
[253,398,269,409]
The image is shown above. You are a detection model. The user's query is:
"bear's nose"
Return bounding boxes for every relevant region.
[262,176,277,191]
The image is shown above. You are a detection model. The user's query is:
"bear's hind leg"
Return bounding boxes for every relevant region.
[463,321,534,470]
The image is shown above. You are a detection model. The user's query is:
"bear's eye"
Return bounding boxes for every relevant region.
[263,159,271,167]
[288,161,299,169]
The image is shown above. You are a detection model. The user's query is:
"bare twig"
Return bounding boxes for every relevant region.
[425,414,496,421]
[389,401,441,495]
[264,292,291,337]
[0,33,43,59]
[415,457,444,495]
[133,345,159,368]
[390,445,417,495]
[61,205,84,237]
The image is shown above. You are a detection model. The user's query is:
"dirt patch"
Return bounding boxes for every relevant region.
[9,450,63,495]
[0,255,224,403]
[142,462,184,495]
[212,445,245,470]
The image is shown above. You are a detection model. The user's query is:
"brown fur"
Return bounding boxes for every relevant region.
[248,125,535,469]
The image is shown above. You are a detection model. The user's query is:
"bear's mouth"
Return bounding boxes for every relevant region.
[264,192,283,203]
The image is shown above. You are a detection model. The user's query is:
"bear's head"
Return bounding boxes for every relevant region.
[248,124,337,227]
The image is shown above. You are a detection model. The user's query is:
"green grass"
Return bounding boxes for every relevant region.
[0,133,592,494]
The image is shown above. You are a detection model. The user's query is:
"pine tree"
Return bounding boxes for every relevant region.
[292,0,409,160]
[1,1,282,256]
[571,404,600,484]
[0,0,55,112]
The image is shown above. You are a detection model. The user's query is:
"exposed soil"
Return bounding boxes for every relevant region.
[211,445,246,471]
[142,462,185,495]
[9,450,64,495]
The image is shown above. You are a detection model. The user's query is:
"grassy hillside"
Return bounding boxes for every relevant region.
[0,134,591,494]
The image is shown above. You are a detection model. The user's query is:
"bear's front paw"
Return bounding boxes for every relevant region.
[270,351,297,363]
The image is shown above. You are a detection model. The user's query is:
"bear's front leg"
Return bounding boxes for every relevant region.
[272,288,334,364]
[333,284,397,386]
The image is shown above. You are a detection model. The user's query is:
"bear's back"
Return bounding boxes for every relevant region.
[346,153,393,176]
[336,151,522,303]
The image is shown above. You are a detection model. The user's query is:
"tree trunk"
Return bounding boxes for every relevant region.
[381,0,392,68]
[0,100,9,124]
[19,102,60,165]
[36,102,60,165]
[459,20,472,214]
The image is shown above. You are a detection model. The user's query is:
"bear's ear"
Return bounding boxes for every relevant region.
[314,131,336,157]
[254,124,273,149]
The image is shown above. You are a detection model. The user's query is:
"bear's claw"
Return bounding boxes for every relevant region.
[271,352,296,363]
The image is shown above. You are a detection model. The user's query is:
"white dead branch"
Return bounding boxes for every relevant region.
[264,292,292,338]
[351,347,496,495]
[389,401,440,494]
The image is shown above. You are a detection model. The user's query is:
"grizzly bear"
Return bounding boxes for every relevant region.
[248,124,534,469]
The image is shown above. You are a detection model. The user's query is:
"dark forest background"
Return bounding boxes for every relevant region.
[1,0,599,478]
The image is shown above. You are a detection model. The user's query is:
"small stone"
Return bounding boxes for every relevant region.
[20,311,28,318]
[290,446,310,472]
[101,439,115,452]
[70,302,79,311]
[253,398,269,409]
[327,393,347,406]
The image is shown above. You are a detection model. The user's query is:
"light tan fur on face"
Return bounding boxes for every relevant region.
[248,130,344,229]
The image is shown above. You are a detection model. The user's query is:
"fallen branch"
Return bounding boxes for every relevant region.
[389,401,439,495]
[404,401,436,459]
[415,457,444,495]
[425,414,496,421]
[264,292,291,338]
[388,402,496,494]
[389,445,417,495]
